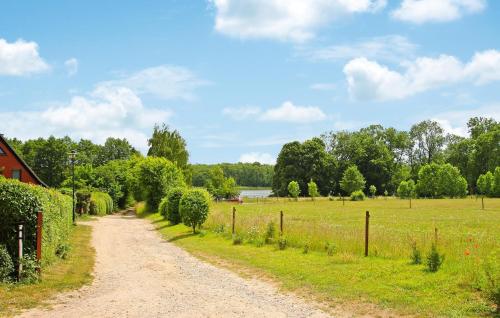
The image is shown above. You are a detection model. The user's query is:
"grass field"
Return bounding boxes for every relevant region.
[0,224,95,316]
[140,197,499,317]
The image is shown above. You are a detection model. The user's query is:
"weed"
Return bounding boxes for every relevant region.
[325,242,336,256]
[303,244,310,254]
[56,243,71,260]
[214,224,225,234]
[410,242,422,265]
[277,237,287,250]
[232,234,243,245]
[265,221,276,244]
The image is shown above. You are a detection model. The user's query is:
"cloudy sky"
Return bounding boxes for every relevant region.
[1,0,499,164]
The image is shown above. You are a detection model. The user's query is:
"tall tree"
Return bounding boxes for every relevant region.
[147,124,189,170]
[97,137,138,166]
[409,120,445,175]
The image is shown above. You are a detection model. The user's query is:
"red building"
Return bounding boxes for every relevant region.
[0,134,47,187]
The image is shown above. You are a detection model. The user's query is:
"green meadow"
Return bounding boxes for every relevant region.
[140,197,500,317]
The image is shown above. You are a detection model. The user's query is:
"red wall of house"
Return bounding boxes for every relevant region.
[0,141,41,185]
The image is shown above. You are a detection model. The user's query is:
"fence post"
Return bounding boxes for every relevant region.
[17,224,23,281]
[364,211,370,257]
[232,207,236,237]
[36,211,43,275]
[280,211,283,236]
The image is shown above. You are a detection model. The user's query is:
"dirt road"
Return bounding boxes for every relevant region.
[18,213,332,318]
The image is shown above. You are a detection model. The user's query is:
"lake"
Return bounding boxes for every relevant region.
[239,189,273,198]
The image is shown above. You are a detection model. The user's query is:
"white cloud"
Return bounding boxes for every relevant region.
[259,101,327,123]
[209,0,387,42]
[239,152,275,164]
[222,106,261,120]
[310,82,336,91]
[302,35,417,62]
[64,58,78,76]
[0,84,171,152]
[392,0,486,24]
[0,38,50,76]
[343,49,500,101]
[431,105,500,137]
[101,65,207,100]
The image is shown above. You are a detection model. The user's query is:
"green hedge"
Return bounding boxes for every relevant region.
[0,178,72,267]
[90,192,113,216]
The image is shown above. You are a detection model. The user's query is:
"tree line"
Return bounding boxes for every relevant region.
[192,163,273,188]
[273,117,499,198]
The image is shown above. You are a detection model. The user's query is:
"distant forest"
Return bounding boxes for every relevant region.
[191,163,274,188]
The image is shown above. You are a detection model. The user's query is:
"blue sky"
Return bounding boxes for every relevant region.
[0,0,499,164]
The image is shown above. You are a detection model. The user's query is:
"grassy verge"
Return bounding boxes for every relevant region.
[138,199,498,317]
[0,224,95,316]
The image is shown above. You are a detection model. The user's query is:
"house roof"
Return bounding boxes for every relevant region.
[0,134,48,188]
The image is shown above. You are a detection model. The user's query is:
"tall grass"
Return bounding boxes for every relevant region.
[205,197,500,263]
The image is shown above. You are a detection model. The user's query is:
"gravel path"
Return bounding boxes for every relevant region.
[18,212,333,318]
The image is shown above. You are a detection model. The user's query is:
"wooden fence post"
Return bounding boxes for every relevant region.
[364,211,370,257]
[36,211,43,275]
[280,211,283,236]
[232,207,236,237]
[17,224,23,281]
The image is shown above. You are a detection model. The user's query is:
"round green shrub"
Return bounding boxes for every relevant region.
[179,189,211,233]
[0,245,14,282]
[165,187,185,224]
[350,190,365,201]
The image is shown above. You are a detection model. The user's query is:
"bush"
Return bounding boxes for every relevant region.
[265,221,276,243]
[0,179,72,267]
[165,187,185,224]
[158,197,169,218]
[277,237,287,250]
[288,181,300,200]
[136,157,185,211]
[232,235,243,245]
[89,192,113,216]
[0,245,14,282]
[19,255,39,284]
[426,244,445,272]
[369,185,377,198]
[417,163,468,198]
[350,190,365,201]
[179,188,211,233]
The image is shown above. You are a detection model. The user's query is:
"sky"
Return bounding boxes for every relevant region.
[0,0,499,164]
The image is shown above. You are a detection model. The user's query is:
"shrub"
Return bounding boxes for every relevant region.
[426,244,445,272]
[158,197,169,218]
[19,255,39,284]
[89,192,113,216]
[350,190,365,201]
[0,179,72,267]
[369,185,377,198]
[307,180,319,200]
[410,242,422,265]
[136,157,185,211]
[165,187,185,224]
[179,188,211,233]
[265,221,276,243]
[277,237,287,250]
[232,235,243,245]
[287,181,300,200]
[56,242,71,260]
[0,245,14,282]
[340,165,366,195]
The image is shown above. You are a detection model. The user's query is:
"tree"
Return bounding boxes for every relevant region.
[288,181,300,200]
[28,136,71,188]
[416,163,441,198]
[136,157,185,211]
[467,117,498,139]
[477,171,494,197]
[97,137,138,166]
[397,180,416,199]
[205,166,239,199]
[493,167,500,197]
[410,120,445,175]
[308,180,319,200]
[340,165,365,195]
[179,189,211,233]
[436,164,467,198]
[369,185,377,198]
[147,124,189,170]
